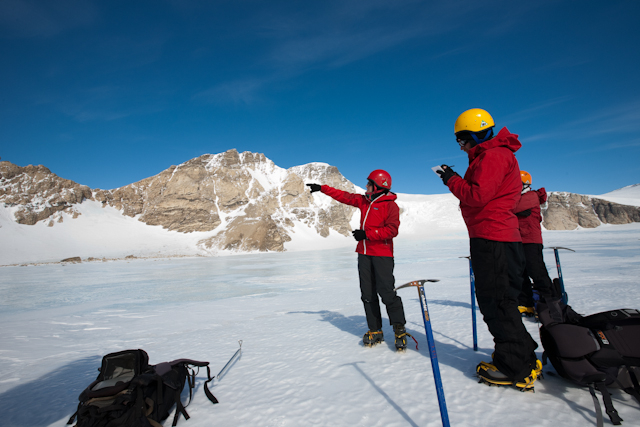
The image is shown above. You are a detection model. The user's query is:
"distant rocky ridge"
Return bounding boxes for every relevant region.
[542,192,640,230]
[0,162,91,226]
[2,152,640,254]
[1,150,357,252]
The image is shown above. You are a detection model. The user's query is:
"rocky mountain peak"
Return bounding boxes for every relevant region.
[0,161,91,225]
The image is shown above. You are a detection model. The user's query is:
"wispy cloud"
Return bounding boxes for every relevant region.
[0,0,97,38]
[502,97,573,125]
[43,85,167,122]
[194,0,461,105]
[522,101,640,150]
[192,78,271,106]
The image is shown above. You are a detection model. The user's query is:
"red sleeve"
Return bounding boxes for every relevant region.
[446,151,506,207]
[367,202,400,241]
[537,188,547,204]
[320,185,365,209]
[515,191,539,213]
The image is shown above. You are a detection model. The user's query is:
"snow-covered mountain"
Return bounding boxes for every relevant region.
[1,151,639,265]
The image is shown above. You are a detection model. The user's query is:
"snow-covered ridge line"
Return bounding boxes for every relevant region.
[1,151,640,265]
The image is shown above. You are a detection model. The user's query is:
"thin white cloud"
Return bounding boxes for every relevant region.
[0,0,97,38]
[193,78,269,106]
[502,97,573,125]
[521,101,640,150]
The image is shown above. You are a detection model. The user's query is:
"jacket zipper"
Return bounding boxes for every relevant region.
[362,195,384,255]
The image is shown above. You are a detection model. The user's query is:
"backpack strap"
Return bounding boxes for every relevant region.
[169,362,218,426]
[594,381,623,425]
[622,365,640,405]
[203,365,219,404]
[588,385,604,427]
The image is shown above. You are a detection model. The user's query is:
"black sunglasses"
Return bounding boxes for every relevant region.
[456,138,470,147]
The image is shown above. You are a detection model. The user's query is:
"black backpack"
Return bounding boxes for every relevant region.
[67,349,218,427]
[538,302,640,426]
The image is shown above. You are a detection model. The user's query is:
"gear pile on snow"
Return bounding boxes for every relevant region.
[538,301,640,426]
[68,349,218,427]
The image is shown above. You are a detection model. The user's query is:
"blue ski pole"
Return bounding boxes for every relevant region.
[549,246,574,305]
[395,280,450,427]
[460,256,478,351]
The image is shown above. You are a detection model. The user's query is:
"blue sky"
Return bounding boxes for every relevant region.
[1,0,639,195]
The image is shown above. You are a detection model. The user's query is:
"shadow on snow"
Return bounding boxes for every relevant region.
[0,355,101,427]
[288,307,630,425]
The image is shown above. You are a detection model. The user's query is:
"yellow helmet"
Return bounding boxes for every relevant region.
[454,108,495,134]
[520,171,532,185]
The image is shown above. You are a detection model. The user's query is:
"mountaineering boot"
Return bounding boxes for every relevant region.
[363,330,384,347]
[476,361,539,392]
[533,359,543,379]
[393,324,408,352]
[518,306,536,317]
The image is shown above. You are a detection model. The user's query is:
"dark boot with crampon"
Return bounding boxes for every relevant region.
[363,330,384,347]
[393,324,410,352]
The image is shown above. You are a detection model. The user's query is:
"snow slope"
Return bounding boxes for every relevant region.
[593,183,640,207]
[0,192,467,265]
[1,223,639,427]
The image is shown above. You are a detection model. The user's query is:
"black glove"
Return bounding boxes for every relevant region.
[306,183,321,193]
[436,165,459,185]
[352,229,367,241]
[516,209,532,217]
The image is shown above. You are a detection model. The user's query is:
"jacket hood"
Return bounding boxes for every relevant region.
[468,127,521,161]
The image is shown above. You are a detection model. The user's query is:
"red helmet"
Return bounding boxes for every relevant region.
[367,169,392,190]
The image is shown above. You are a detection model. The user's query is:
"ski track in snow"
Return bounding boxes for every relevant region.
[0,224,639,426]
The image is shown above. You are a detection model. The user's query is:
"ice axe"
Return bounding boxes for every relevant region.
[395,279,450,427]
[547,247,574,304]
[459,256,478,351]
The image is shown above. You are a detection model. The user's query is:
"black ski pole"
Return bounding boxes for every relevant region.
[395,280,450,427]
[460,256,478,351]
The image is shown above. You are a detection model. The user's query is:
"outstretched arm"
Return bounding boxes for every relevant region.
[308,184,364,208]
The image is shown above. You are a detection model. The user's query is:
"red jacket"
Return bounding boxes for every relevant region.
[446,127,523,242]
[515,188,547,244]
[320,185,399,257]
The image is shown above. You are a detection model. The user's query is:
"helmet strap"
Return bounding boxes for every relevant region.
[471,128,494,145]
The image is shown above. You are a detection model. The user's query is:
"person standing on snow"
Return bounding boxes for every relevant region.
[306,170,409,351]
[515,171,557,316]
[436,108,541,390]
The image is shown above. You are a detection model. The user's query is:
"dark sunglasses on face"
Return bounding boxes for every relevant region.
[457,138,469,147]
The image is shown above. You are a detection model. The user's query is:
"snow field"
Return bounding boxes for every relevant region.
[0,224,639,426]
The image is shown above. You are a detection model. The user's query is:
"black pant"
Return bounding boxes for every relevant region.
[470,238,538,381]
[358,254,406,331]
[519,243,554,306]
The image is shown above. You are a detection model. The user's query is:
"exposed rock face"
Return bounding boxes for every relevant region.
[92,150,358,252]
[0,161,91,225]
[542,192,640,230]
[1,150,358,253]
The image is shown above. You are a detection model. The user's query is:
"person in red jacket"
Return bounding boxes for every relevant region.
[514,171,556,315]
[306,170,409,351]
[436,108,541,390]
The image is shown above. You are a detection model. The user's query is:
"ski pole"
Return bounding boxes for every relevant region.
[217,340,243,380]
[395,280,450,427]
[548,247,574,305]
[460,256,478,351]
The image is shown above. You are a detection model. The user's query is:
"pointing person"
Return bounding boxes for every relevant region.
[306,170,409,351]
[437,108,541,390]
